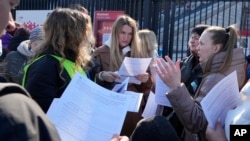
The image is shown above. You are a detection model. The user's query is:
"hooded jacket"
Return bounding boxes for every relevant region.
[3,40,34,84]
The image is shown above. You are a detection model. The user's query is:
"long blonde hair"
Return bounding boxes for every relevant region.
[37,8,92,72]
[109,15,142,71]
[138,29,158,58]
[203,24,238,75]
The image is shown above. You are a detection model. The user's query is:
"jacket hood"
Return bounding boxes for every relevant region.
[17,40,35,57]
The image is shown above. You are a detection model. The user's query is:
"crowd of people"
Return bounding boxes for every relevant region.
[0,0,250,141]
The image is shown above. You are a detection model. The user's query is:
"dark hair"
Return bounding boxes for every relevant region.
[13,27,30,38]
[68,3,88,14]
[191,24,210,36]
[130,116,180,141]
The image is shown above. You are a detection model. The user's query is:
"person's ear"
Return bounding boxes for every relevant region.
[213,44,221,53]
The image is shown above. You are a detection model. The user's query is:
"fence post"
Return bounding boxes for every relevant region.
[142,0,152,29]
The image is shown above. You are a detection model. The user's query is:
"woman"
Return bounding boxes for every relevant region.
[181,24,210,95]
[22,8,95,112]
[92,15,153,136]
[3,26,43,84]
[138,29,158,58]
[138,29,159,86]
[155,25,245,141]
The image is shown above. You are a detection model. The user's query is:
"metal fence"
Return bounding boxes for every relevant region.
[16,0,250,60]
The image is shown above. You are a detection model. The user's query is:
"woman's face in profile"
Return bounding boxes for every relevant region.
[188,33,200,57]
[198,32,217,63]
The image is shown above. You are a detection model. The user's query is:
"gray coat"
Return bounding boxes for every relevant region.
[3,40,34,84]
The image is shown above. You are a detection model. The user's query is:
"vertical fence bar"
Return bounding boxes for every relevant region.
[142,0,151,29]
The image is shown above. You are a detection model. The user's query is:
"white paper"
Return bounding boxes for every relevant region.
[155,74,172,107]
[225,101,250,140]
[116,75,141,85]
[112,77,129,93]
[115,57,152,84]
[142,91,158,118]
[201,71,241,129]
[123,91,143,112]
[47,73,130,141]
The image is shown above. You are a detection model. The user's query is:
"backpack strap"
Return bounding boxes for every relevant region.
[22,55,87,87]
[50,55,86,79]
[22,55,46,87]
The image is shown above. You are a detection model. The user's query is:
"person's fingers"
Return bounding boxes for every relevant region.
[175,59,181,72]
[158,58,169,74]
[165,56,175,69]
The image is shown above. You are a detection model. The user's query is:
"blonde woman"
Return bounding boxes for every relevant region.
[138,29,159,86]
[155,25,245,141]
[92,15,153,136]
[22,8,95,112]
[138,29,158,58]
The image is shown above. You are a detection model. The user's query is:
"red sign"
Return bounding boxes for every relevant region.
[239,30,250,36]
[94,11,125,47]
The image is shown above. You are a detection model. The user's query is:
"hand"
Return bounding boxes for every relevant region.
[149,59,157,85]
[155,56,181,90]
[101,71,120,82]
[206,120,227,141]
[110,134,129,141]
[136,73,149,83]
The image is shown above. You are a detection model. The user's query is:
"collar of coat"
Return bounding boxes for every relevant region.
[104,37,131,56]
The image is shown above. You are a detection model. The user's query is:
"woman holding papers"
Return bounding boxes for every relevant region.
[155,25,245,141]
[138,29,159,87]
[22,8,96,112]
[92,15,153,136]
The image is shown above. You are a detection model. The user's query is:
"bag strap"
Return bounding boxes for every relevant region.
[22,55,87,86]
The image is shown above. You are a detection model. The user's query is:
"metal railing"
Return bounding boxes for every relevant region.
[16,0,250,60]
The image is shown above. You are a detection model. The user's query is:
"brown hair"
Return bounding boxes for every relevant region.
[37,8,92,76]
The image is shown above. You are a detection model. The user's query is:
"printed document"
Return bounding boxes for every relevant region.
[47,73,130,141]
[200,71,241,129]
[155,74,172,107]
[142,91,158,118]
[112,77,129,93]
[115,57,152,84]
[123,91,143,112]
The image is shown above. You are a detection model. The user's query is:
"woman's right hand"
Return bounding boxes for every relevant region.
[101,71,120,82]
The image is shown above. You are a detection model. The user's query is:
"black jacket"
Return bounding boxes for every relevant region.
[180,54,202,96]
[24,48,98,112]
[0,83,61,141]
[24,54,71,112]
